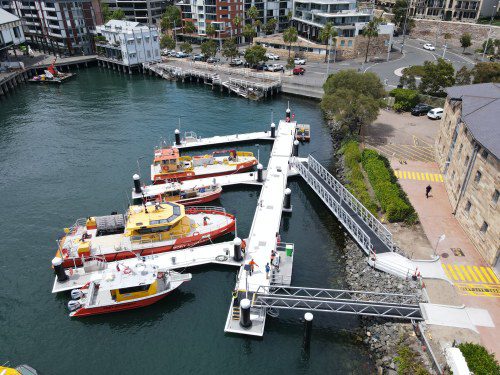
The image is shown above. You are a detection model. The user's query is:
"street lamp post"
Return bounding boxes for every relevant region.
[433,234,446,257]
[326,35,332,77]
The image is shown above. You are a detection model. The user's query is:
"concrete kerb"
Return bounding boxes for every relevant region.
[418,322,445,374]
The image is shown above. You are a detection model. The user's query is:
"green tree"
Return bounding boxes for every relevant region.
[419,58,455,97]
[222,38,239,60]
[244,44,267,66]
[362,18,381,63]
[206,23,217,39]
[460,33,472,52]
[399,72,417,90]
[479,38,500,56]
[393,0,415,31]
[471,62,500,83]
[110,8,125,20]
[247,6,259,24]
[184,21,196,34]
[201,39,217,58]
[180,41,192,54]
[286,10,293,25]
[160,35,176,50]
[319,22,338,63]
[455,66,472,85]
[161,6,181,33]
[264,18,278,34]
[254,19,262,33]
[286,57,295,70]
[283,26,298,59]
[243,23,256,43]
[101,2,112,22]
[323,69,385,99]
[233,15,242,30]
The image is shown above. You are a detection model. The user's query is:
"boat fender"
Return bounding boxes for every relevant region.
[157,272,165,279]
[67,300,81,312]
[193,232,199,236]
[123,267,132,274]
[71,289,83,300]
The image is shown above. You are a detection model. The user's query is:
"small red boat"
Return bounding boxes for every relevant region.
[150,147,258,184]
[55,202,235,268]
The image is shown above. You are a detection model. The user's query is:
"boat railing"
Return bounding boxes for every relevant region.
[184,206,227,215]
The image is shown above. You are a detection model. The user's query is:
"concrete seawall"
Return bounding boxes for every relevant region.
[281,81,324,100]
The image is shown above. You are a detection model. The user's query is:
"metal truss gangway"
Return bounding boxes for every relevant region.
[253,286,423,320]
[293,155,394,256]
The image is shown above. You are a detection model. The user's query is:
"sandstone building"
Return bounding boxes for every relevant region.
[436,83,499,271]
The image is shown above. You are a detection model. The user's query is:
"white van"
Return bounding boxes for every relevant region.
[427,107,443,120]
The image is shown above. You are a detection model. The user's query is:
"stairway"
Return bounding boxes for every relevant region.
[231,305,240,320]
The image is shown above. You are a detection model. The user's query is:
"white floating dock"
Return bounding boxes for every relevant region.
[175,130,275,149]
[224,119,297,337]
[52,241,240,293]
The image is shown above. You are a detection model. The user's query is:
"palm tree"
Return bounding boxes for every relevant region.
[243,23,256,44]
[184,21,196,35]
[283,26,298,59]
[318,22,337,63]
[247,6,259,25]
[233,15,242,32]
[362,18,381,63]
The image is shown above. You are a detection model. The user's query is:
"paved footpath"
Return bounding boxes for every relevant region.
[392,159,500,358]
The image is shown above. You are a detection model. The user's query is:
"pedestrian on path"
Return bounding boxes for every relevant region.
[426,185,432,199]
[248,259,259,275]
[265,263,270,279]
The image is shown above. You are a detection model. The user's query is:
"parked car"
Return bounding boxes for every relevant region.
[167,51,177,57]
[253,64,267,71]
[229,58,244,66]
[427,107,444,120]
[265,53,280,60]
[293,67,305,75]
[423,43,435,51]
[175,52,189,58]
[192,53,206,61]
[294,58,306,65]
[207,57,220,64]
[161,49,170,56]
[411,103,433,116]
[266,63,284,72]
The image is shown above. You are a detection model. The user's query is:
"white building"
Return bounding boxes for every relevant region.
[95,20,161,68]
[0,8,24,55]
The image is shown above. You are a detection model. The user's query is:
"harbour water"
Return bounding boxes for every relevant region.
[0,68,373,374]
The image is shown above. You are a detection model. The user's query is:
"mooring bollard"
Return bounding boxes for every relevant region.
[303,312,313,350]
[233,237,242,262]
[286,107,291,119]
[257,164,263,183]
[240,298,252,328]
[270,122,276,138]
[292,140,299,157]
[283,188,292,212]
[175,129,181,145]
[52,257,68,282]
[133,174,142,194]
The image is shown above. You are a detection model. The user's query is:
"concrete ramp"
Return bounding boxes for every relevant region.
[420,303,495,332]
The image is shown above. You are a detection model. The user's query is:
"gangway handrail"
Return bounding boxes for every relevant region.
[306,155,394,251]
[294,160,373,254]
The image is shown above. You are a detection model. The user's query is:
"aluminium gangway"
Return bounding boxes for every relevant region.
[252,286,423,320]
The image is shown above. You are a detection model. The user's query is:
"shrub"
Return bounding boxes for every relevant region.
[342,141,378,215]
[458,343,500,375]
[394,345,431,375]
[389,88,420,111]
[361,149,418,224]
[403,65,426,77]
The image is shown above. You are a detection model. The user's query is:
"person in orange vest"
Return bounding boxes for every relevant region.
[248,259,259,275]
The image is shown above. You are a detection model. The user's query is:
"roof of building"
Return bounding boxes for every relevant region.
[98,20,154,32]
[446,83,500,159]
[0,8,20,25]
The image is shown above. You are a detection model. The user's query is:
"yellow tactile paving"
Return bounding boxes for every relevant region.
[394,170,444,182]
[442,264,500,284]
[456,283,500,298]
[459,265,473,282]
[486,267,500,283]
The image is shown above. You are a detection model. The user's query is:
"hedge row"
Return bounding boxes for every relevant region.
[342,141,378,215]
[458,343,500,375]
[361,149,418,224]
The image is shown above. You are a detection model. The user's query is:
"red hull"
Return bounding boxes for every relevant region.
[60,212,235,268]
[153,162,257,184]
[177,190,221,206]
[71,291,173,317]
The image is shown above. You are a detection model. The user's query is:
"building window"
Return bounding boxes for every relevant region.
[340,40,345,46]
[493,190,499,205]
[13,26,21,38]
[464,155,469,167]
[464,200,471,213]
[480,221,488,234]
[474,170,482,183]
[481,149,488,159]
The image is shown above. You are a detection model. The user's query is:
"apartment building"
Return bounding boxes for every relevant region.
[435,83,500,270]
[0,0,101,56]
[0,8,25,56]
[102,0,167,25]
[95,19,161,67]
[400,0,498,22]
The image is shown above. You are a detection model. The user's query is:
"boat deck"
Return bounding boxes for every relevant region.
[53,241,241,293]
[175,131,275,149]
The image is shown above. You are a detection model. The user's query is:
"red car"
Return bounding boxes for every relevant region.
[293,67,305,75]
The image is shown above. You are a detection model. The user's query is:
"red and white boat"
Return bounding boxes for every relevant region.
[67,261,191,317]
[131,174,222,206]
[150,147,258,184]
[55,202,235,268]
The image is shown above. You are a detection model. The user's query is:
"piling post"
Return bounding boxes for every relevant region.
[270,122,276,138]
[257,164,263,183]
[52,257,68,282]
[233,237,243,261]
[174,129,181,145]
[292,140,299,157]
[303,313,313,350]
[286,106,291,120]
[239,298,252,328]
[283,188,292,212]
